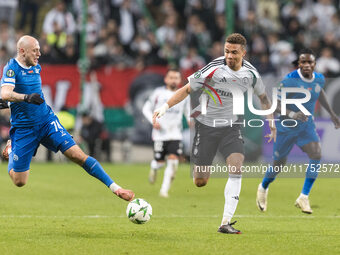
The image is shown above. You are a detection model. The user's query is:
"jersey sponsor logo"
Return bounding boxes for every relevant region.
[215,88,232,97]
[6,69,15,77]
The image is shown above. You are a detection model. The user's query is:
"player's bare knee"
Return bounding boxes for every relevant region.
[13,179,26,187]
[64,146,87,165]
[194,178,208,187]
[168,154,178,160]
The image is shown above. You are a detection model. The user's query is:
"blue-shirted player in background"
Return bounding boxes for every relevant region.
[0,35,134,202]
[256,48,340,214]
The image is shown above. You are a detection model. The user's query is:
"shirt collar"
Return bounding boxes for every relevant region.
[15,58,31,69]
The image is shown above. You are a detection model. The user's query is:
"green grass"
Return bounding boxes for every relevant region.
[0,163,339,255]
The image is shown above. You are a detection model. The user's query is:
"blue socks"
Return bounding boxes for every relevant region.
[302,159,320,195]
[261,159,319,195]
[83,156,114,187]
[261,166,278,189]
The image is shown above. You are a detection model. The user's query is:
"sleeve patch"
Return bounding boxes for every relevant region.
[6,69,15,77]
[1,83,15,87]
[4,78,15,83]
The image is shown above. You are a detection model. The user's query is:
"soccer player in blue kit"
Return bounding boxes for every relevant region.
[256,48,340,213]
[0,35,135,202]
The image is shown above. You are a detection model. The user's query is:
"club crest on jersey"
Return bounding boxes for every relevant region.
[242,77,249,85]
[34,68,39,74]
[6,69,15,77]
[194,71,201,79]
[315,84,321,93]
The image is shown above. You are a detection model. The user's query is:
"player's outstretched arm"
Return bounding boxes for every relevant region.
[152,83,191,123]
[1,85,44,105]
[275,99,308,122]
[319,89,340,129]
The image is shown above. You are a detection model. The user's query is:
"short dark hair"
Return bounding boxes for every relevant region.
[225,33,247,47]
[165,68,181,76]
[299,48,315,57]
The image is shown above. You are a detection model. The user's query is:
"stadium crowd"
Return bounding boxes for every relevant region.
[0,0,340,77]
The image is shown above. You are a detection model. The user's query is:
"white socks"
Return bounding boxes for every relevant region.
[160,159,178,195]
[151,159,165,170]
[221,174,242,225]
[299,193,308,199]
[109,182,121,192]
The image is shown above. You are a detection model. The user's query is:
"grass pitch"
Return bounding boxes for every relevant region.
[0,163,339,255]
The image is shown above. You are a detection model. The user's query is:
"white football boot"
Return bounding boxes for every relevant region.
[295,195,313,214]
[256,183,268,212]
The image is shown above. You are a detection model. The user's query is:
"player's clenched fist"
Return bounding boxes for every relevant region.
[152,103,169,124]
[24,93,44,105]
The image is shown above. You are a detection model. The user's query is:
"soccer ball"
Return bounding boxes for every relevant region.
[126,198,152,224]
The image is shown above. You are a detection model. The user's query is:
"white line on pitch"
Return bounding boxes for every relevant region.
[0,215,339,219]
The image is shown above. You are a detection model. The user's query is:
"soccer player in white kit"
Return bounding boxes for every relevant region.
[153,34,276,234]
[143,69,190,197]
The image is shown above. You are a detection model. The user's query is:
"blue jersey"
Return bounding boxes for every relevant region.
[0,58,54,127]
[277,69,325,132]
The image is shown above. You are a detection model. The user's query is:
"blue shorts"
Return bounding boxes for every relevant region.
[273,122,320,161]
[8,115,76,172]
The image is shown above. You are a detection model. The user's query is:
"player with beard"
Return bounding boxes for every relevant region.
[256,48,340,214]
[143,69,190,197]
[153,33,276,234]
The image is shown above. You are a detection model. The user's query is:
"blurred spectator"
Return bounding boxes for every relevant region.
[85,13,100,44]
[281,0,312,27]
[73,0,106,30]
[313,0,336,34]
[179,47,205,70]
[80,112,112,162]
[211,14,226,42]
[187,20,211,57]
[112,0,138,50]
[1,0,337,78]
[253,54,276,75]
[258,8,280,34]
[0,21,17,57]
[0,0,18,27]
[0,46,10,66]
[269,41,296,78]
[250,34,267,57]
[156,14,177,45]
[207,41,224,62]
[315,47,340,76]
[42,0,76,36]
[109,45,134,69]
[19,0,41,35]
[240,10,261,40]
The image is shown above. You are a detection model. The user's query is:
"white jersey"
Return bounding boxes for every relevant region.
[188,56,265,127]
[143,86,190,141]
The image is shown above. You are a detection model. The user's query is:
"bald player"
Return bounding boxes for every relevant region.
[0,35,135,201]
